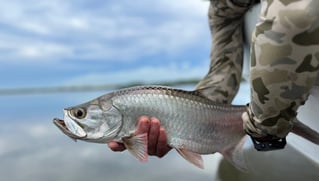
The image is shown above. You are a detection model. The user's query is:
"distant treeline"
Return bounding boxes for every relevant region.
[0,79,201,96]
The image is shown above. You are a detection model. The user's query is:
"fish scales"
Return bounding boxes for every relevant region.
[54,85,319,170]
[109,86,246,154]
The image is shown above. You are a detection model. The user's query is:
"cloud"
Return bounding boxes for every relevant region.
[3,113,319,181]
[0,119,214,181]
[0,0,210,63]
[62,60,210,86]
[2,86,319,181]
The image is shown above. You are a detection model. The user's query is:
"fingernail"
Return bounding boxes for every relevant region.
[151,117,160,124]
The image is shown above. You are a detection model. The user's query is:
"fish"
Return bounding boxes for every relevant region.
[53,85,319,171]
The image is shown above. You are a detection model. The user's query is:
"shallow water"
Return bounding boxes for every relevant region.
[1,82,318,181]
[0,86,213,181]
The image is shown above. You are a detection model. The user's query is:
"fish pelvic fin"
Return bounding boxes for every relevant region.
[123,133,148,162]
[292,119,319,145]
[220,136,249,172]
[176,148,204,169]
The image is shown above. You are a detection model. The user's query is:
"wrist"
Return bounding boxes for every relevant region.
[242,104,287,151]
[247,132,287,151]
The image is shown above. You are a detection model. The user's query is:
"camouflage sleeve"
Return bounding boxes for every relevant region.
[242,0,319,138]
[196,0,258,104]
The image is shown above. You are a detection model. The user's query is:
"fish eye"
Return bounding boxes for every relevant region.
[71,108,87,119]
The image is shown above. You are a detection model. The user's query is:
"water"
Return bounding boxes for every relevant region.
[1,83,319,181]
[1,1,318,180]
[0,86,215,181]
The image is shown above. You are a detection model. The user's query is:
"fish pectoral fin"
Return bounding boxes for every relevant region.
[176,148,204,169]
[221,136,249,172]
[123,133,148,162]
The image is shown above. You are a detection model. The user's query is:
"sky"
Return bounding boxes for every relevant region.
[0,0,211,89]
[1,1,319,181]
[0,1,218,180]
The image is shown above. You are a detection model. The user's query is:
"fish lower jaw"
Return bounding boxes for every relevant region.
[53,118,87,139]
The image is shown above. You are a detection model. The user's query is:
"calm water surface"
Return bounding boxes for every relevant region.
[1,83,318,181]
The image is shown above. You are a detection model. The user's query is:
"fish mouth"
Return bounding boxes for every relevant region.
[53,118,87,140]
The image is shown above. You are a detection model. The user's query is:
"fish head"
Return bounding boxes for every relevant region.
[53,94,123,143]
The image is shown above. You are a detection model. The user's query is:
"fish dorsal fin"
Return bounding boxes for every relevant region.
[221,136,248,172]
[123,133,148,162]
[176,148,204,169]
[195,86,216,99]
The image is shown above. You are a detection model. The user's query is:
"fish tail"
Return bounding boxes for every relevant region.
[292,119,319,145]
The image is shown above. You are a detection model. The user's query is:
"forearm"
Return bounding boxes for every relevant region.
[196,0,256,103]
[243,0,319,138]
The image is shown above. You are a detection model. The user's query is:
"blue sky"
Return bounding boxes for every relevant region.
[0,1,219,180]
[0,0,211,88]
[1,1,319,180]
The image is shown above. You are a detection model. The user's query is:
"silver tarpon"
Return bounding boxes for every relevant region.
[53,86,319,170]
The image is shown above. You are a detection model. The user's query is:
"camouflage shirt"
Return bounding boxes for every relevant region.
[197,0,319,138]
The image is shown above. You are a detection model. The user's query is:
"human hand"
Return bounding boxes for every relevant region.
[107,116,172,158]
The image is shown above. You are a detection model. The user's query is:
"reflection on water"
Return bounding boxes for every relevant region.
[217,144,319,181]
[0,86,213,181]
[0,82,319,181]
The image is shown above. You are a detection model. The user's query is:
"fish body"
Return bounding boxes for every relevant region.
[53,85,319,170]
[110,86,246,152]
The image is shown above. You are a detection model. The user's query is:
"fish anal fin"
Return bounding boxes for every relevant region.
[176,148,204,169]
[221,136,248,172]
[123,133,148,162]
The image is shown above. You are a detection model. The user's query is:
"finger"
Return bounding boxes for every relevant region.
[148,117,160,155]
[135,116,151,135]
[108,141,126,152]
[156,127,172,158]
